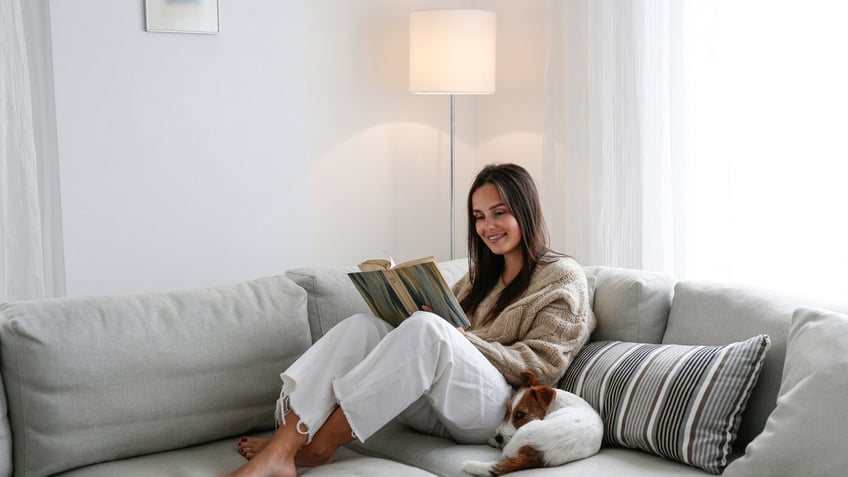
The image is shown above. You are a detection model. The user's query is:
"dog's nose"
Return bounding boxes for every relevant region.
[494,434,503,444]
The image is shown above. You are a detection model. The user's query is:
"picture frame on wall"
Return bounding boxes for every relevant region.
[144,0,220,34]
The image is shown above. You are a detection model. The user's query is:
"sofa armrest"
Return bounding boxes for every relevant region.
[0,275,309,477]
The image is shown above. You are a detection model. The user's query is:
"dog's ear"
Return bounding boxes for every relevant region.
[531,386,556,409]
[519,371,538,388]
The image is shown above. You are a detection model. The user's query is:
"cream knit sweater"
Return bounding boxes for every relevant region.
[452,255,595,387]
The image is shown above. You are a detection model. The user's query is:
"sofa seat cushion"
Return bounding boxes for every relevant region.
[54,432,436,477]
[561,336,770,474]
[351,421,707,476]
[723,307,848,477]
[0,276,310,477]
[54,431,276,477]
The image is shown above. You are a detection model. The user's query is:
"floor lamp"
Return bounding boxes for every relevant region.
[409,9,496,260]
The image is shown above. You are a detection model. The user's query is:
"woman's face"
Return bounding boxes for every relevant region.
[471,183,522,259]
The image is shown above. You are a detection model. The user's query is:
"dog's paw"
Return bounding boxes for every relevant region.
[462,460,493,477]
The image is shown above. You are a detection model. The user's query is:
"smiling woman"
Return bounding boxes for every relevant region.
[459,163,574,330]
[225,162,594,477]
[472,183,523,275]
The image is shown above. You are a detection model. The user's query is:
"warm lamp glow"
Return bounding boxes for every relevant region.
[408,9,496,259]
[409,9,496,94]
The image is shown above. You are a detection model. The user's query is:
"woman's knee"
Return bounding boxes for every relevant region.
[400,311,454,336]
[344,312,382,327]
[314,313,392,350]
[334,313,392,334]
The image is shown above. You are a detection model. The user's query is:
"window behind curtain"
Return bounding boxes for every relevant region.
[547,0,847,302]
[683,0,848,299]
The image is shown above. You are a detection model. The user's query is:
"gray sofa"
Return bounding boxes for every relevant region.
[1,260,846,476]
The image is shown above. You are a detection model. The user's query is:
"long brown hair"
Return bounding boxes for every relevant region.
[460,163,557,324]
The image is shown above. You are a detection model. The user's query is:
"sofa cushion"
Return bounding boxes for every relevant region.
[54,430,275,477]
[53,435,436,477]
[352,421,707,477]
[285,265,367,343]
[662,281,800,448]
[582,266,675,343]
[0,276,310,477]
[586,275,597,308]
[560,336,770,474]
[723,307,848,477]
[287,258,468,343]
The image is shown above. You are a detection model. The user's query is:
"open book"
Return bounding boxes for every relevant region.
[348,256,470,328]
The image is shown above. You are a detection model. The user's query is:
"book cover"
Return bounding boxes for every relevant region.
[348,256,470,328]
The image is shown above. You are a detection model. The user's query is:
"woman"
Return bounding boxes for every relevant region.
[225,163,595,477]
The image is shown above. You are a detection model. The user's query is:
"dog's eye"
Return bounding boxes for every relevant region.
[514,411,525,420]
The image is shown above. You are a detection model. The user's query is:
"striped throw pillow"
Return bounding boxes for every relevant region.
[560,335,770,474]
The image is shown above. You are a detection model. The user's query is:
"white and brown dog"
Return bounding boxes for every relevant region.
[463,371,603,476]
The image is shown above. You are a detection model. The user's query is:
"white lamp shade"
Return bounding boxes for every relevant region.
[409,9,496,94]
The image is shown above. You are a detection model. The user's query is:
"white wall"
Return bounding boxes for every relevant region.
[303,0,552,266]
[51,0,309,296]
[475,0,549,178]
[48,0,551,296]
[302,0,453,266]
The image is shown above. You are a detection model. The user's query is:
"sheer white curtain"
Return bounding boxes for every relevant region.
[544,0,686,271]
[545,0,848,300]
[1,0,63,301]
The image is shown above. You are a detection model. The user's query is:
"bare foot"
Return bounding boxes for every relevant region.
[238,437,270,460]
[224,442,296,477]
[237,436,331,466]
[224,413,307,477]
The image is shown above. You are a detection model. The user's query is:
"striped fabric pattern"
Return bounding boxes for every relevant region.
[561,335,770,474]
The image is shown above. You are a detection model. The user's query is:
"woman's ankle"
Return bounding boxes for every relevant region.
[295,443,335,467]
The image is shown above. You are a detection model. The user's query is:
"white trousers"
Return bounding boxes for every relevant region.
[276,312,512,444]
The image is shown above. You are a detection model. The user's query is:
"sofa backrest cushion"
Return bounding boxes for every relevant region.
[723,307,848,477]
[662,281,799,449]
[0,276,310,477]
[285,265,370,343]
[583,266,675,343]
[287,259,468,343]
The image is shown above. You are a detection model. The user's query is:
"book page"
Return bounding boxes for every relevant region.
[392,256,437,269]
[358,258,394,272]
[358,255,437,271]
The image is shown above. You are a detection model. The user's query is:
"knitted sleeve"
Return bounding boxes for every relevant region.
[464,260,595,387]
